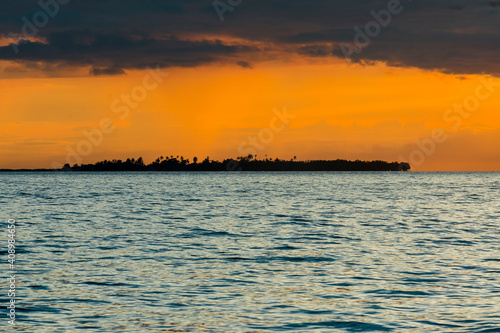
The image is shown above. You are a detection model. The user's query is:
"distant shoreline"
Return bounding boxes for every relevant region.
[0,169,410,172]
[1,156,411,172]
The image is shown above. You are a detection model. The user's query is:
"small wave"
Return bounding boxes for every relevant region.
[182,228,236,237]
[257,320,393,331]
[272,245,301,250]
[81,281,136,287]
[366,289,432,296]
[259,256,336,263]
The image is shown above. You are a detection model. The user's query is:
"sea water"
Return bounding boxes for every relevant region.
[1,172,499,332]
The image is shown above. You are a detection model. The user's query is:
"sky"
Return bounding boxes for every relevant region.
[1,0,499,170]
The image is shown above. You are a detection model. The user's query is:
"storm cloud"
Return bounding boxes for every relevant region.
[1,0,499,76]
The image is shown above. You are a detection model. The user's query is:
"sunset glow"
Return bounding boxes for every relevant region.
[1,60,499,170]
[1,0,499,170]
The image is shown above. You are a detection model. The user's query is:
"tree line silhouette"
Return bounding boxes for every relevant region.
[63,155,411,171]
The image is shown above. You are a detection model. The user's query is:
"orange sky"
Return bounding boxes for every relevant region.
[1,59,499,171]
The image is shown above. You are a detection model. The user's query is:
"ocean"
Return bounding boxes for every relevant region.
[2,172,499,332]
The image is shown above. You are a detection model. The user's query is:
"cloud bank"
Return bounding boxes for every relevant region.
[0,0,499,76]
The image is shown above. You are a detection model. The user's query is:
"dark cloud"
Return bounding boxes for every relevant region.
[298,45,334,57]
[236,61,253,69]
[89,65,125,76]
[1,0,499,76]
[0,32,256,70]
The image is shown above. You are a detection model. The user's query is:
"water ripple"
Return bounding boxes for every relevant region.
[1,171,499,332]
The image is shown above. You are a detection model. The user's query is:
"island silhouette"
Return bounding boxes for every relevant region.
[58,155,411,172]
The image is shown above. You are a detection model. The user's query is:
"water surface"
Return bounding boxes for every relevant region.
[1,172,499,332]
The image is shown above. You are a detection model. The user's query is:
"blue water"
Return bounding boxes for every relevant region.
[1,172,499,332]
